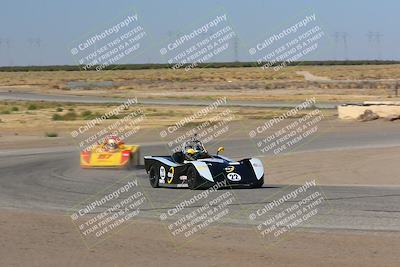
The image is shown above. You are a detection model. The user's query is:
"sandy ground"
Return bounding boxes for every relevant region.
[1,209,399,267]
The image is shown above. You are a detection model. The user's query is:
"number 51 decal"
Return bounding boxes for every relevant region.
[98,154,112,159]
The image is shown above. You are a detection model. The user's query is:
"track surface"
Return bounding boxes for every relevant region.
[1,129,400,232]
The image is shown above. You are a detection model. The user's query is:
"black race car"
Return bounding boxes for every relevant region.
[144,138,264,190]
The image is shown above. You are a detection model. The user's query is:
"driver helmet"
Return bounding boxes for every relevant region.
[193,142,205,152]
[108,139,117,148]
[183,135,207,155]
[106,136,119,149]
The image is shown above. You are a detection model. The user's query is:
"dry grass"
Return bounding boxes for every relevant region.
[0,101,335,136]
[1,65,399,103]
[305,64,400,80]
[1,65,399,86]
[0,67,300,86]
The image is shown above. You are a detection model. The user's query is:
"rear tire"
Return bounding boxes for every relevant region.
[125,156,134,170]
[149,165,159,188]
[187,165,201,190]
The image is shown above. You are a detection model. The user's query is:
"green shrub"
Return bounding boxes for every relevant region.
[52,112,78,121]
[28,104,37,110]
[81,110,98,120]
[45,132,58,137]
[81,110,92,116]
[11,106,19,111]
[107,114,121,119]
[52,111,77,121]
[56,107,63,112]
[52,114,63,121]
[1,110,10,114]
[63,111,78,120]
[81,110,91,116]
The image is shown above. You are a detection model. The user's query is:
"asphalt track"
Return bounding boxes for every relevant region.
[1,132,400,232]
[0,90,398,232]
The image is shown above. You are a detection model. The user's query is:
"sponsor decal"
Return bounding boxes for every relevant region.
[227,172,241,181]
[179,175,188,181]
[160,166,166,180]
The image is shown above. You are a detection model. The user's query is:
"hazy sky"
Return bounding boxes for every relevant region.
[0,0,398,66]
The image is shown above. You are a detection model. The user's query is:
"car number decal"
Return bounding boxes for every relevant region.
[224,166,235,172]
[227,172,241,181]
[97,154,112,159]
[167,167,174,184]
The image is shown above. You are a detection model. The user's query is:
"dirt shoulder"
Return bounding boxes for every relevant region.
[1,209,398,267]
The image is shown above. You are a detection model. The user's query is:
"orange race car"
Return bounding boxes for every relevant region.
[80,136,140,169]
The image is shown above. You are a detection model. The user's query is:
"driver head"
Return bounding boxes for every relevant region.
[108,139,117,148]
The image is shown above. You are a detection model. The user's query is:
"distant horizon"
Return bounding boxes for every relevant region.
[1,0,398,67]
[0,60,399,70]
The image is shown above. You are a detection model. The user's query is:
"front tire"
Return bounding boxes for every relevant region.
[251,176,264,188]
[187,165,201,190]
[149,165,159,188]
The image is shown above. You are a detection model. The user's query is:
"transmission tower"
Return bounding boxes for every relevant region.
[374,32,383,60]
[233,35,239,62]
[333,32,341,60]
[4,38,13,66]
[341,32,349,60]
